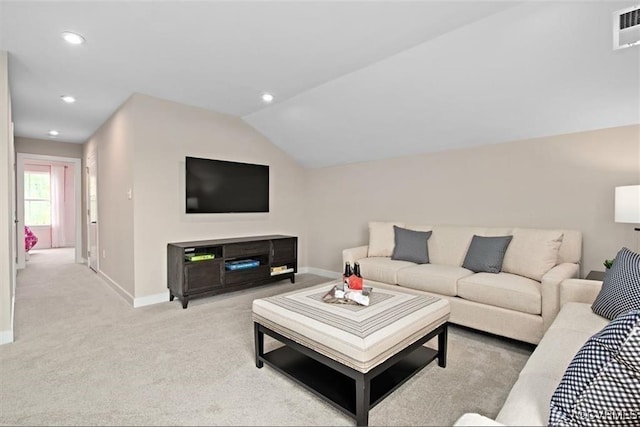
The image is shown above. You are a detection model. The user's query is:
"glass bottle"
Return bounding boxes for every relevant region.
[343,262,353,289]
[351,261,363,290]
[354,261,361,278]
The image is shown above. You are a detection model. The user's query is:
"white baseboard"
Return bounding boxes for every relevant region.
[0,329,14,345]
[299,267,340,279]
[98,270,169,308]
[2,294,16,345]
[11,293,15,329]
[98,267,337,309]
[98,270,134,306]
[133,291,170,308]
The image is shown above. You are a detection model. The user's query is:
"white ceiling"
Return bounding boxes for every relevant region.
[1,1,639,168]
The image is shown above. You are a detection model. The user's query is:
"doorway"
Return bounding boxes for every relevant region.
[16,153,82,269]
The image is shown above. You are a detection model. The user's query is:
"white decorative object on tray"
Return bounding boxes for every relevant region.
[322,284,372,306]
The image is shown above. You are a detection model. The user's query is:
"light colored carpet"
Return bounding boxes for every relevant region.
[1,248,533,426]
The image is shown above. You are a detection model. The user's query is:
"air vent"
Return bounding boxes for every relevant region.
[614,5,640,50]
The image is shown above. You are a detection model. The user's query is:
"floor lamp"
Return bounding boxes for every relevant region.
[615,185,640,252]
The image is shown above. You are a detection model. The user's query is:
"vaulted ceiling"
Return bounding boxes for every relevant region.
[1,1,638,168]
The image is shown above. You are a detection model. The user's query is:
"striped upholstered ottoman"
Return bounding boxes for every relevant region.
[252,280,450,426]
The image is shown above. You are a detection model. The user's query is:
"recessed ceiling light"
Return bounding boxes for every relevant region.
[48,130,59,137]
[261,93,274,103]
[60,95,76,103]
[61,31,85,45]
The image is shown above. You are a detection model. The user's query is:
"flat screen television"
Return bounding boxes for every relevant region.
[185,157,269,213]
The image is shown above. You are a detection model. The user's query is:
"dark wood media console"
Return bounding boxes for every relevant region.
[167,235,297,308]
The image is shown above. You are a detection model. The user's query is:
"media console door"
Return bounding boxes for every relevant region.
[272,238,296,265]
[184,260,224,294]
[168,235,297,309]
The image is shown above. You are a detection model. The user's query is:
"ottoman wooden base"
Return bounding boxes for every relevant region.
[255,321,448,426]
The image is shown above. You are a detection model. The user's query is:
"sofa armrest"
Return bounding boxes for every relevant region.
[342,246,369,264]
[541,263,580,331]
[560,278,603,306]
[453,413,505,426]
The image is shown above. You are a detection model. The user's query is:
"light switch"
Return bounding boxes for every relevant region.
[127,188,132,200]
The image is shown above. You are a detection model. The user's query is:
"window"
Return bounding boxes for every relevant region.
[24,171,51,226]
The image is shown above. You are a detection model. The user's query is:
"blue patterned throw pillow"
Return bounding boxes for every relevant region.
[591,247,640,320]
[548,310,640,426]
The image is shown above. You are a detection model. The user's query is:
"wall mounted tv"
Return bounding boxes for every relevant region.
[185,157,269,213]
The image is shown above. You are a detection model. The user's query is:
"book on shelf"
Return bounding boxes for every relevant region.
[225,259,260,271]
[185,253,215,262]
[270,267,294,276]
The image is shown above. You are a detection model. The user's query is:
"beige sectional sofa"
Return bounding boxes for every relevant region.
[453,278,607,426]
[342,223,582,344]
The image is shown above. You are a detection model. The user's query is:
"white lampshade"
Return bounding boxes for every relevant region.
[615,185,640,223]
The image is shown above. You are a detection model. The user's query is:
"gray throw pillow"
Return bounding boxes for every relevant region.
[391,226,432,264]
[549,309,640,426]
[462,235,513,273]
[591,247,640,320]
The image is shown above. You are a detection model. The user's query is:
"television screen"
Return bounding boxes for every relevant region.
[185,157,269,213]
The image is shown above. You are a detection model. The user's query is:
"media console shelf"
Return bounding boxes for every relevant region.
[167,235,297,309]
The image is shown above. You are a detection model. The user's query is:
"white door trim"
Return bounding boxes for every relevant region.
[16,153,83,267]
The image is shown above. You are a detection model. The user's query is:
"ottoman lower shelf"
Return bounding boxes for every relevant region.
[261,344,439,416]
[255,321,447,426]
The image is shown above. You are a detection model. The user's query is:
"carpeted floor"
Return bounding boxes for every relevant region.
[0,248,533,426]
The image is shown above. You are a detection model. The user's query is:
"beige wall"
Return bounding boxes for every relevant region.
[0,50,15,342]
[80,90,638,304]
[129,94,308,298]
[84,93,309,301]
[306,125,640,277]
[15,137,83,159]
[84,98,136,297]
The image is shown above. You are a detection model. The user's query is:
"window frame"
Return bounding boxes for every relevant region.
[24,170,51,226]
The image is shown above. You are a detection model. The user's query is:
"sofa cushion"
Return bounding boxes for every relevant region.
[356,257,415,284]
[396,264,473,297]
[519,327,596,380]
[557,229,582,265]
[429,225,486,266]
[520,303,609,381]
[549,302,610,334]
[502,228,564,281]
[405,224,433,233]
[462,235,513,274]
[549,310,640,426]
[458,272,541,315]
[494,303,610,426]
[591,247,640,320]
[495,374,560,426]
[454,413,506,426]
[367,221,405,257]
[391,226,432,264]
